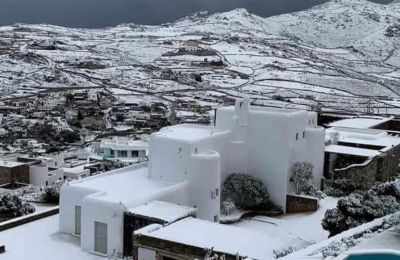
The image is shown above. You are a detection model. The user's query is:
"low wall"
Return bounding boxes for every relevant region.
[286,194,318,214]
[332,144,400,190]
[0,206,59,232]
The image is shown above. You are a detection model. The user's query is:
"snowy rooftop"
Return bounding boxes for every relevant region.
[327,117,392,129]
[128,201,197,223]
[71,164,183,205]
[100,137,148,150]
[326,127,400,151]
[325,144,380,157]
[153,124,229,142]
[63,165,89,174]
[136,217,302,259]
[0,160,25,168]
[218,105,308,115]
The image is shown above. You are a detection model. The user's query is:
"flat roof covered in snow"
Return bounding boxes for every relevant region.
[218,105,308,115]
[0,160,25,168]
[325,144,380,157]
[328,117,392,129]
[135,217,285,259]
[326,127,400,151]
[153,124,229,142]
[128,201,196,223]
[71,164,185,205]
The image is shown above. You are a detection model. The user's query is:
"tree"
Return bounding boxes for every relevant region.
[322,179,400,237]
[77,110,84,120]
[57,130,80,143]
[222,173,270,210]
[291,161,314,195]
[0,194,35,219]
[43,185,61,204]
[116,113,125,122]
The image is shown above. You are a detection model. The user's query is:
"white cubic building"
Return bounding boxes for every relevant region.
[59,98,325,257]
[99,137,148,163]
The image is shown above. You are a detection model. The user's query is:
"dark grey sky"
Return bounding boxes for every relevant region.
[0,0,394,28]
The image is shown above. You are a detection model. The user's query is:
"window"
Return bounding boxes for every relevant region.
[303,131,306,139]
[211,190,217,199]
[131,150,139,158]
[215,188,219,197]
[117,150,128,158]
[296,133,299,140]
[214,215,219,222]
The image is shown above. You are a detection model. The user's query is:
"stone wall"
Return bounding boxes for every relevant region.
[334,158,377,190]
[332,144,400,190]
[286,194,318,214]
[0,164,29,185]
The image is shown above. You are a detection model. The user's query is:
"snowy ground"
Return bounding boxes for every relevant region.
[231,197,339,253]
[0,215,102,260]
[0,198,338,260]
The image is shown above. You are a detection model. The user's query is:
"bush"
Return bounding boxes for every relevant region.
[222,173,270,210]
[221,199,237,216]
[57,130,80,143]
[322,179,400,237]
[43,185,61,204]
[291,161,314,195]
[0,194,35,219]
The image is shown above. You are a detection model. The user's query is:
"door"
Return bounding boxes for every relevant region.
[94,221,107,255]
[75,206,81,235]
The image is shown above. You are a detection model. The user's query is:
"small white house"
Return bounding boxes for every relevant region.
[99,137,148,163]
[63,165,91,181]
[59,98,325,257]
[28,155,65,186]
[29,163,63,186]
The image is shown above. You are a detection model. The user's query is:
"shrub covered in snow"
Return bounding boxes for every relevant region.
[15,185,46,203]
[15,184,62,204]
[43,185,61,203]
[222,173,270,210]
[273,246,295,258]
[322,179,400,236]
[325,179,366,197]
[221,198,237,216]
[0,194,35,220]
[290,161,314,195]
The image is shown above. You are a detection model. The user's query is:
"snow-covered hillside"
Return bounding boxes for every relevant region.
[1,0,400,114]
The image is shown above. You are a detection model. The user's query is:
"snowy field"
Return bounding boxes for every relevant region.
[1,0,400,115]
[0,215,102,260]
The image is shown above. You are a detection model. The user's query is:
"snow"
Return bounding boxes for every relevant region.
[0,160,25,168]
[153,124,229,142]
[327,127,400,148]
[350,230,400,252]
[128,200,196,223]
[136,217,308,259]
[231,197,338,246]
[71,164,179,204]
[0,215,103,260]
[328,117,392,129]
[325,144,380,157]
[284,214,394,259]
